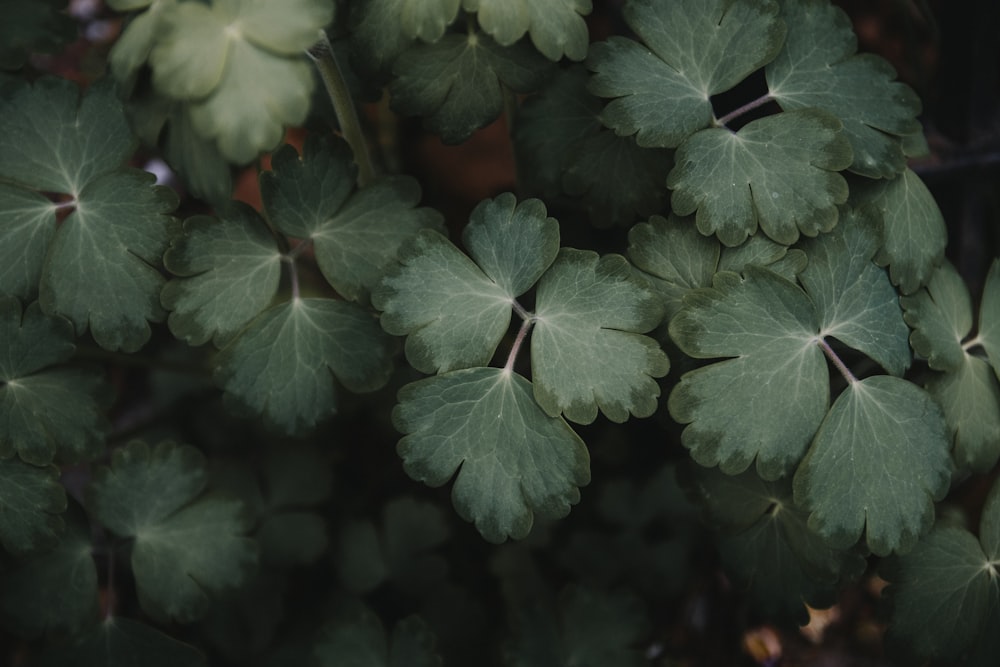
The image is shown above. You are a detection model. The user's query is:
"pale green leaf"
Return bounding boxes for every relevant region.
[881,525,1000,663]
[315,605,441,667]
[668,268,828,479]
[390,30,554,144]
[0,458,66,556]
[532,249,669,423]
[766,0,921,178]
[162,205,283,347]
[0,0,77,69]
[374,231,512,374]
[0,297,110,465]
[216,299,394,434]
[109,0,176,84]
[928,355,1000,473]
[394,368,590,543]
[794,376,952,555]
[852,168,946,294]
[158,101,233,204]
[587,0,785,147]
[37,617,207,667]
[797,207,911,376]
[150,2,230,98]
[0,184,55,300]
[900,260,972,371]
[463,0,592,61]
[981,259,1000,377]
[668,109,852,247]
[231,0,335,55]
[349,0,461,72]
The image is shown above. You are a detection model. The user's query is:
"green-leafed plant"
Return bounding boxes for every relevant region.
[1,0,998,665]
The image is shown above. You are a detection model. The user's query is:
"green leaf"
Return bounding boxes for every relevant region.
[108,0,176,84]
[0,185,55,300]
[852,168,946,294]
[0,503,97,637]
[316,605,442,667]
[0,0,77,70]
[349,0,461,73]
[37,617,207,667]
[587,0,785,148]
[668,268,828,479]
[0,297,110,465]
[162,205,283,347]
[149,0,333,162]
[928,355,1000,473]
[900,260,972,371]
[375,194,558,374]
[531,249,669,424]
[390,29,554,144]
[463,0,593,61]
[507,586,649,667]
[215,299,395,434]
[261,135,445,302]
[86,441,258,623]
[797,206,911,376]
[766,0,922,178]
[0,458,66,556]
[667,109,852,246]
[394,368,590,543]
[981,259,1000,376]
[794,376,952,555]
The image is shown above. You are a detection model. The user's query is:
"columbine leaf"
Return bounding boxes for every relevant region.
[0,503,97,637]
[0,78,178,350]
[261,135,445,302]
[853,168,946,294]
[389,29,554,144]
[900,260,971,371]
[149,0,333,162]
[766,0,922,177]
[215,299,395,434]
[37,617,207,667]
[0,458,66,556]
[667,109,852,246]
[349,0,461,73]
[0,0,77,69]
[316,605,441,667]
[794,376,952,555]
[86,441,257,623]
[394,368,590,543]
[587,0,785,148]
[981,259,1000,376]
[797,207,911,376]
[927,355,1000,473]
[463,0,592,61]
[0,296,111,465]
[531,249,669,424]
[668,268,828,479]
[161,205,283,347]
[107,0,175,84]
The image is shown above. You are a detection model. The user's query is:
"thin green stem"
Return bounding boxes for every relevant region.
[963,335,983,353]
[307,30,377,187]
[283,255,301,300]
[817,336,857,384]
[504,301,535,373]
[714,93,774,128]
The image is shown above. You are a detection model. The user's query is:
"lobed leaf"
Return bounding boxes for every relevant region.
[349,0,461,72]
[37,617,207,667]
[532,249,669,424]
[0,458,66,556]
[315,605,441,667]
[393,368,590,543]
[927,356,1000,473]
[463,0,593,61]
[900,260,972,372]
[981,259,1000,376]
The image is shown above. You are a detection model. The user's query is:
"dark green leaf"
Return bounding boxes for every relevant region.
[464,0,593,61]
[0,458,66,556]
[349,0,461,73]
[37,617,207,667]
[0,0,77,70]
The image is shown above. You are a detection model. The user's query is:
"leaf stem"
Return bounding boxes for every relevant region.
[282,255,301,300]
[504,300,535,373]
[963,335,983,353]
[307,30,377,187]
[714,93,775,129]
[817,336,857,384]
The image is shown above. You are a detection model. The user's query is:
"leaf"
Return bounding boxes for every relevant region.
[86,441,258,623]
[149,0,333,162]
[0,0,77,69]
[797,206,911,376]
[668,268,828,479]
[900,260,972,372]
[389,29,554,144]
[161,205,283,347]
[37,617,207,667]
[667,109,852,246]
[927,355,1000,473]
[463,0,593,61]
[852,168,946,294]
[0,458,66,556]
[348,0,461,73]
[374,194,558,374]
[316,605,442,667]
[587,0,785,148]
[531,249,669,424]
[0,78,179,349]
[0,503,97,637]
[261,135,445,302]
[0,296,111,465]
[108,0,176,84]
[793,376,952,555]
[215,299,395,434]
[766,0,922,178]
[981,259,1000,376]
[393,368,590,543]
